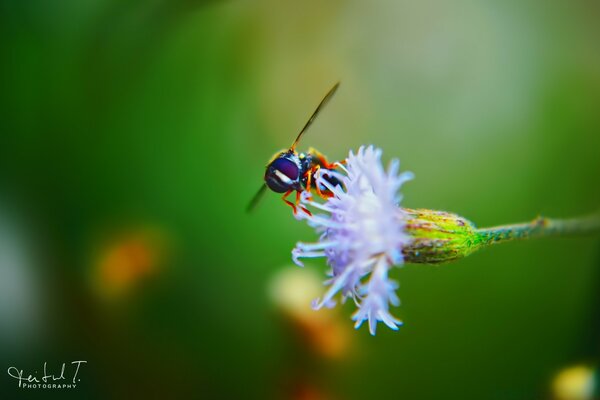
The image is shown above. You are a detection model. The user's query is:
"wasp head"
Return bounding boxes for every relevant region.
[265,152,302,193]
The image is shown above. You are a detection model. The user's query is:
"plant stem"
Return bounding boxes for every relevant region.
[401,208,600,265]
[476,211,600,246]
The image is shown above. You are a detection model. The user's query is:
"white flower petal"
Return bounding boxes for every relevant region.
[291,146,413,334]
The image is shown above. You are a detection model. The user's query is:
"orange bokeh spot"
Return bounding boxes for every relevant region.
[269,268,352,360]
[93,230,165,299]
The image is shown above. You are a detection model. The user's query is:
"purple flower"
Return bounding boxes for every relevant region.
[292,146,414,335]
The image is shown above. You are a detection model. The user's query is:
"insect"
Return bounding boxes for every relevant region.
[247,82,343,215]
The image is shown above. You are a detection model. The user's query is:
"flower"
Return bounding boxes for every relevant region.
[292,146,414,335]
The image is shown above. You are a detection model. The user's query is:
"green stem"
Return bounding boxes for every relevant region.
[401,208,600,265]
[402,208,600,264]
[476,211,600,246]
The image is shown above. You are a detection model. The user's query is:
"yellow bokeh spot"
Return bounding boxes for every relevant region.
[552,364,596,400]
[269,268,351,359]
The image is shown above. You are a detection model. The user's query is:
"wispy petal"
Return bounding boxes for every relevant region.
[290,146,413,334]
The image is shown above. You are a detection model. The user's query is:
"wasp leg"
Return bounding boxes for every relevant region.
[281,189,297,214]
[315,182,333,200]
[308,164,334,200]
[304,170,314,201]
[282,189,311,216]
[312,165,325,199]
[295,190,312,216]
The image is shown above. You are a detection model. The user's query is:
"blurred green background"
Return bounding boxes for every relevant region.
[1,0,599,399]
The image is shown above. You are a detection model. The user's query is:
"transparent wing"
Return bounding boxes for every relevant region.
[290,82,340,150]
[246,184,268,213]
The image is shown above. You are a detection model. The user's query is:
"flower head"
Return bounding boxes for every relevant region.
[292,146,414,335]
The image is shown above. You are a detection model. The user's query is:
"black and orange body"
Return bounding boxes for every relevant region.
[263,147,342,214]
[265,148,341,194]
[248,83,343,215]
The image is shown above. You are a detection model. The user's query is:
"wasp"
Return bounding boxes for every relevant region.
[247,82,343,215]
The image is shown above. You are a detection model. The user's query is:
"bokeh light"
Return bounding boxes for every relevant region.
[90,227,167,302]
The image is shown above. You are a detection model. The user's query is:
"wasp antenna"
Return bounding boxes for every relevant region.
[246,184,268,213]
[290,82,340,151]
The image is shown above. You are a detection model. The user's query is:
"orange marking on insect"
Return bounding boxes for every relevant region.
[282,189,297,214]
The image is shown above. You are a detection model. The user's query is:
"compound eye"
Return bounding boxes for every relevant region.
[265,157,300,193]
[272,157,299,181]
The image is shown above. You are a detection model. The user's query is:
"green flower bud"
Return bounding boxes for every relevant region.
[401,208,482,264]
[401,208,600,265]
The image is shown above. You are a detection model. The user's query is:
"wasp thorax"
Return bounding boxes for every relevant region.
[265,155,301,193]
